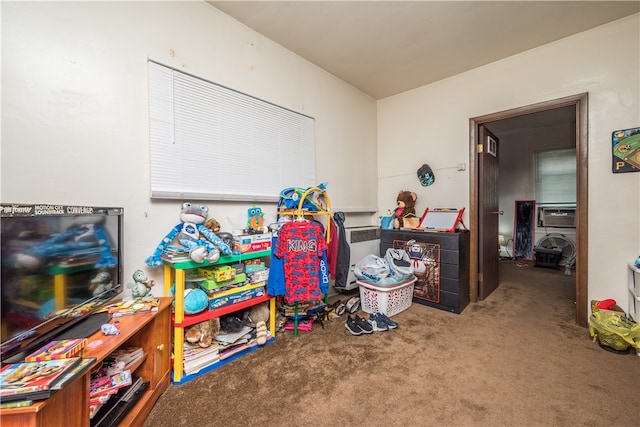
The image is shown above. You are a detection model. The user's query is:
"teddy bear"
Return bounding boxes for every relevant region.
[145,202,233,267]
[393,190,420,229]
[185,318,220,348]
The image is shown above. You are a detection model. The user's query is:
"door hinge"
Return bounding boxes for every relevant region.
[477,144,484,154]
[478,273,483,282]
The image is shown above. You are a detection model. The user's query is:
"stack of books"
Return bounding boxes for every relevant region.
[0,357,94,403]
[102,347,145,375]
[105,298,160,317]
[89,346,145,418]
[215,326,264,361]
[24,338,88,362]
[89,369,133,418]
[159,245,191,262]
[182,343,220,375]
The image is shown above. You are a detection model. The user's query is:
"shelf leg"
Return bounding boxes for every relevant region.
[174,269,185,325]
[173,326,184,383]
[163,264,173,296]
[269,297,276,338]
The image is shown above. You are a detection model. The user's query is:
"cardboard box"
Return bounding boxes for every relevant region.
[208,284,265,310]
[199,273,247,291]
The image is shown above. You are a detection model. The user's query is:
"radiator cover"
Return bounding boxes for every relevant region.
[341,226,380,291]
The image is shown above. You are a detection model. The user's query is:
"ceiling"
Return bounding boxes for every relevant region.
[209,1,639,100]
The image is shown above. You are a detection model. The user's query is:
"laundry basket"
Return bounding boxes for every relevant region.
[357,276,416,317]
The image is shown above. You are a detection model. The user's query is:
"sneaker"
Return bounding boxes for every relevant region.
[377,313,398,329]
[345,315,363,336]
[354,314,374,334]
[368,313,389,332]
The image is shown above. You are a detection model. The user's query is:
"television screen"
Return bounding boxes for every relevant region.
[1,204,123,364]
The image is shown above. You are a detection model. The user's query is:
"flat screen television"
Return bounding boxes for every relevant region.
[1,204,123,364]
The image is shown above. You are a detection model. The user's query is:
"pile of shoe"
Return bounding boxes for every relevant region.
[344,312,398,336]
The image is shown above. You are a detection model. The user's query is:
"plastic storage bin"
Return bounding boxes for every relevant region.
[357,277,416,317]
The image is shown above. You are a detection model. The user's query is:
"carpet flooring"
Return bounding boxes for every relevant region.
[143,260,639,427]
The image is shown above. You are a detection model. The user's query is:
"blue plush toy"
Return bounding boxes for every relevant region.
[169,284,208,314]
[145,202,233,267]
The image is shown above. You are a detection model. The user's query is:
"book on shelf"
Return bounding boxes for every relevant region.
[183,353,220,375]
[24,338,88,362]
[0,357,82,402]
[90,369,133,398]
[181,342,220,375]
[182,342,219,362]
[103,347,145,373]
[91,376,149,427]
[50,357,96,390]
[105,298,160,317]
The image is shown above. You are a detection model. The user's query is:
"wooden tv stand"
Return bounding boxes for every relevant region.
[0,297,173,427]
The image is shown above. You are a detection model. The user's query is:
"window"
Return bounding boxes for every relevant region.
[148,61,316,202]
[534,148,576,204]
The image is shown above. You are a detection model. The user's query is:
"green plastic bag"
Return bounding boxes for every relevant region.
[589,307,640,351]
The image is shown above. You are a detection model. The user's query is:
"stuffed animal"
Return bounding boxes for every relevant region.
[393,190,420,229]
[185,318,220,348]
[145,202,233,267]
[246,302,270,327]
[182,287,209,315]
[126,269,156,299]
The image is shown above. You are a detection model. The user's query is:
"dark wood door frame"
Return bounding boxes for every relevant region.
[468,93,589,325]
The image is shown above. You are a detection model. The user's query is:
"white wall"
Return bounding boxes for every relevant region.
[378,14,640,308]
[1,1,378,289]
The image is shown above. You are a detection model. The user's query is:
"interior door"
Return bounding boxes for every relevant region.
[478,125,500,300]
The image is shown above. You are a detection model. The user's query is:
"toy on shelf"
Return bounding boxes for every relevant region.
[126,269,156,299]
[145,202,233,267]
[247,206,267,234]
[185,318,220,348]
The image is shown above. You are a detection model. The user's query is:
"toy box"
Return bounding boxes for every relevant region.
[198,265,235,281]
[235,241,271,253]
[208,282,266,310]
[233,233,272,245]
[199,273,247,292]
[233,233,272,253]
[244,260,266,274]
[246,268,269,284]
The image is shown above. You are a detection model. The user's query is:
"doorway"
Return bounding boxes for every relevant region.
[468,93,589,325]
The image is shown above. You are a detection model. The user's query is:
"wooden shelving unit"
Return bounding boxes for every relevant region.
[0,297,174,427]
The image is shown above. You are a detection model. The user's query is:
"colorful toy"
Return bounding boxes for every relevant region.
[247,206,265,234]
[126,269,156,299]
[393,190,420,229]
[145,202,232,267]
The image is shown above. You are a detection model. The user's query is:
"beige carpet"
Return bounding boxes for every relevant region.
[143,261,639,427]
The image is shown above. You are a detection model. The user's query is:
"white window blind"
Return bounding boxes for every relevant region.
[148,61,316,202]
[534,148,576,204]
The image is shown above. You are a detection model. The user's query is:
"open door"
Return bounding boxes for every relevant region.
[478,125,500,300]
